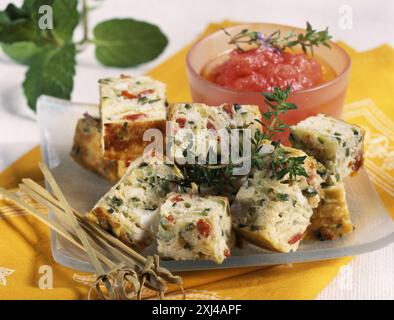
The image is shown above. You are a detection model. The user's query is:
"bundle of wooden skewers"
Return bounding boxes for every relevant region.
[0,163,184,300]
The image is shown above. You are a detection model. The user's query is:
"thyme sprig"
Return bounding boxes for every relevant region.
[251,87,308,183]
[252,140,308,184]
[277,155,308,181]
[224,22,332,55]
[269,142,308,182]
[223,27,264,52]
[257,86,298,140]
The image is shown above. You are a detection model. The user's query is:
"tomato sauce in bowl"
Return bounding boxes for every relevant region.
[202,47,336,93]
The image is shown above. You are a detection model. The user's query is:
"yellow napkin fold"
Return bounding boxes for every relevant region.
[0,21,393,300]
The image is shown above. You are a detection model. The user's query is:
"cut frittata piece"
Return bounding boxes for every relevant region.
[306,182,353,241]
[70,114,126,182]
[290,114,365,184]
[99,75,167,161]
[86,157,183,251]
[167,103,262,163]
[157,192,233,264]
[231,171,314,253]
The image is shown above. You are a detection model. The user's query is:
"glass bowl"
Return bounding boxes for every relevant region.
[186,23,351,126]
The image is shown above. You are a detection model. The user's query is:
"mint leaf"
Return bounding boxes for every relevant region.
[0,1,36,43]
[22,0,36,12]
[52,0,79,43]
[1,41,47,64]
[0,19,36,43]
[23,44,76,110]
[0,1,48,63]
[93,18,168,67]
[4,3,30,20]
[0,11,10,26]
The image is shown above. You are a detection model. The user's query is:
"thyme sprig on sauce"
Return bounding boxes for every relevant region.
[224,22,332,55]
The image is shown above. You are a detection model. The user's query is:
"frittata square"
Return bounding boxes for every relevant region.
[157,192,233,264]
[99,75,167,161]
[231,172,314,253]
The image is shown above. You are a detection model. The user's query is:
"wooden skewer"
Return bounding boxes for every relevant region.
[85,228,139,271]
[19,184,75,229]
[21,178,147,265]
[38,163,106,276]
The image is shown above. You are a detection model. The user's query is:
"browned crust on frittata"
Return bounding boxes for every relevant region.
[305,184,353,241]
[103,119,166,161]
[85,207,147,251]
[236,228,287,253]
[70,117,120,182]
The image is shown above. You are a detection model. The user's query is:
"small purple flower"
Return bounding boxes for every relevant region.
[256,32,273,49]
[256,32,264,41]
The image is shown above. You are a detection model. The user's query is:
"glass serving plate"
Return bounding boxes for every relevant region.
[37,96,394,272]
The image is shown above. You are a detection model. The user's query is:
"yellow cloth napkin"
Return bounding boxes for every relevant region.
[0,21,393,300]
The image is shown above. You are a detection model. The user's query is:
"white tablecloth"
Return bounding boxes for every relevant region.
[0,0,393,299]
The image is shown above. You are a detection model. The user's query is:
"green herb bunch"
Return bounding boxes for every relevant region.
[0,0,168,110]
[224,21,332,55]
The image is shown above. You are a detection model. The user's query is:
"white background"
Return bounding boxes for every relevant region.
[0,0,393,299]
